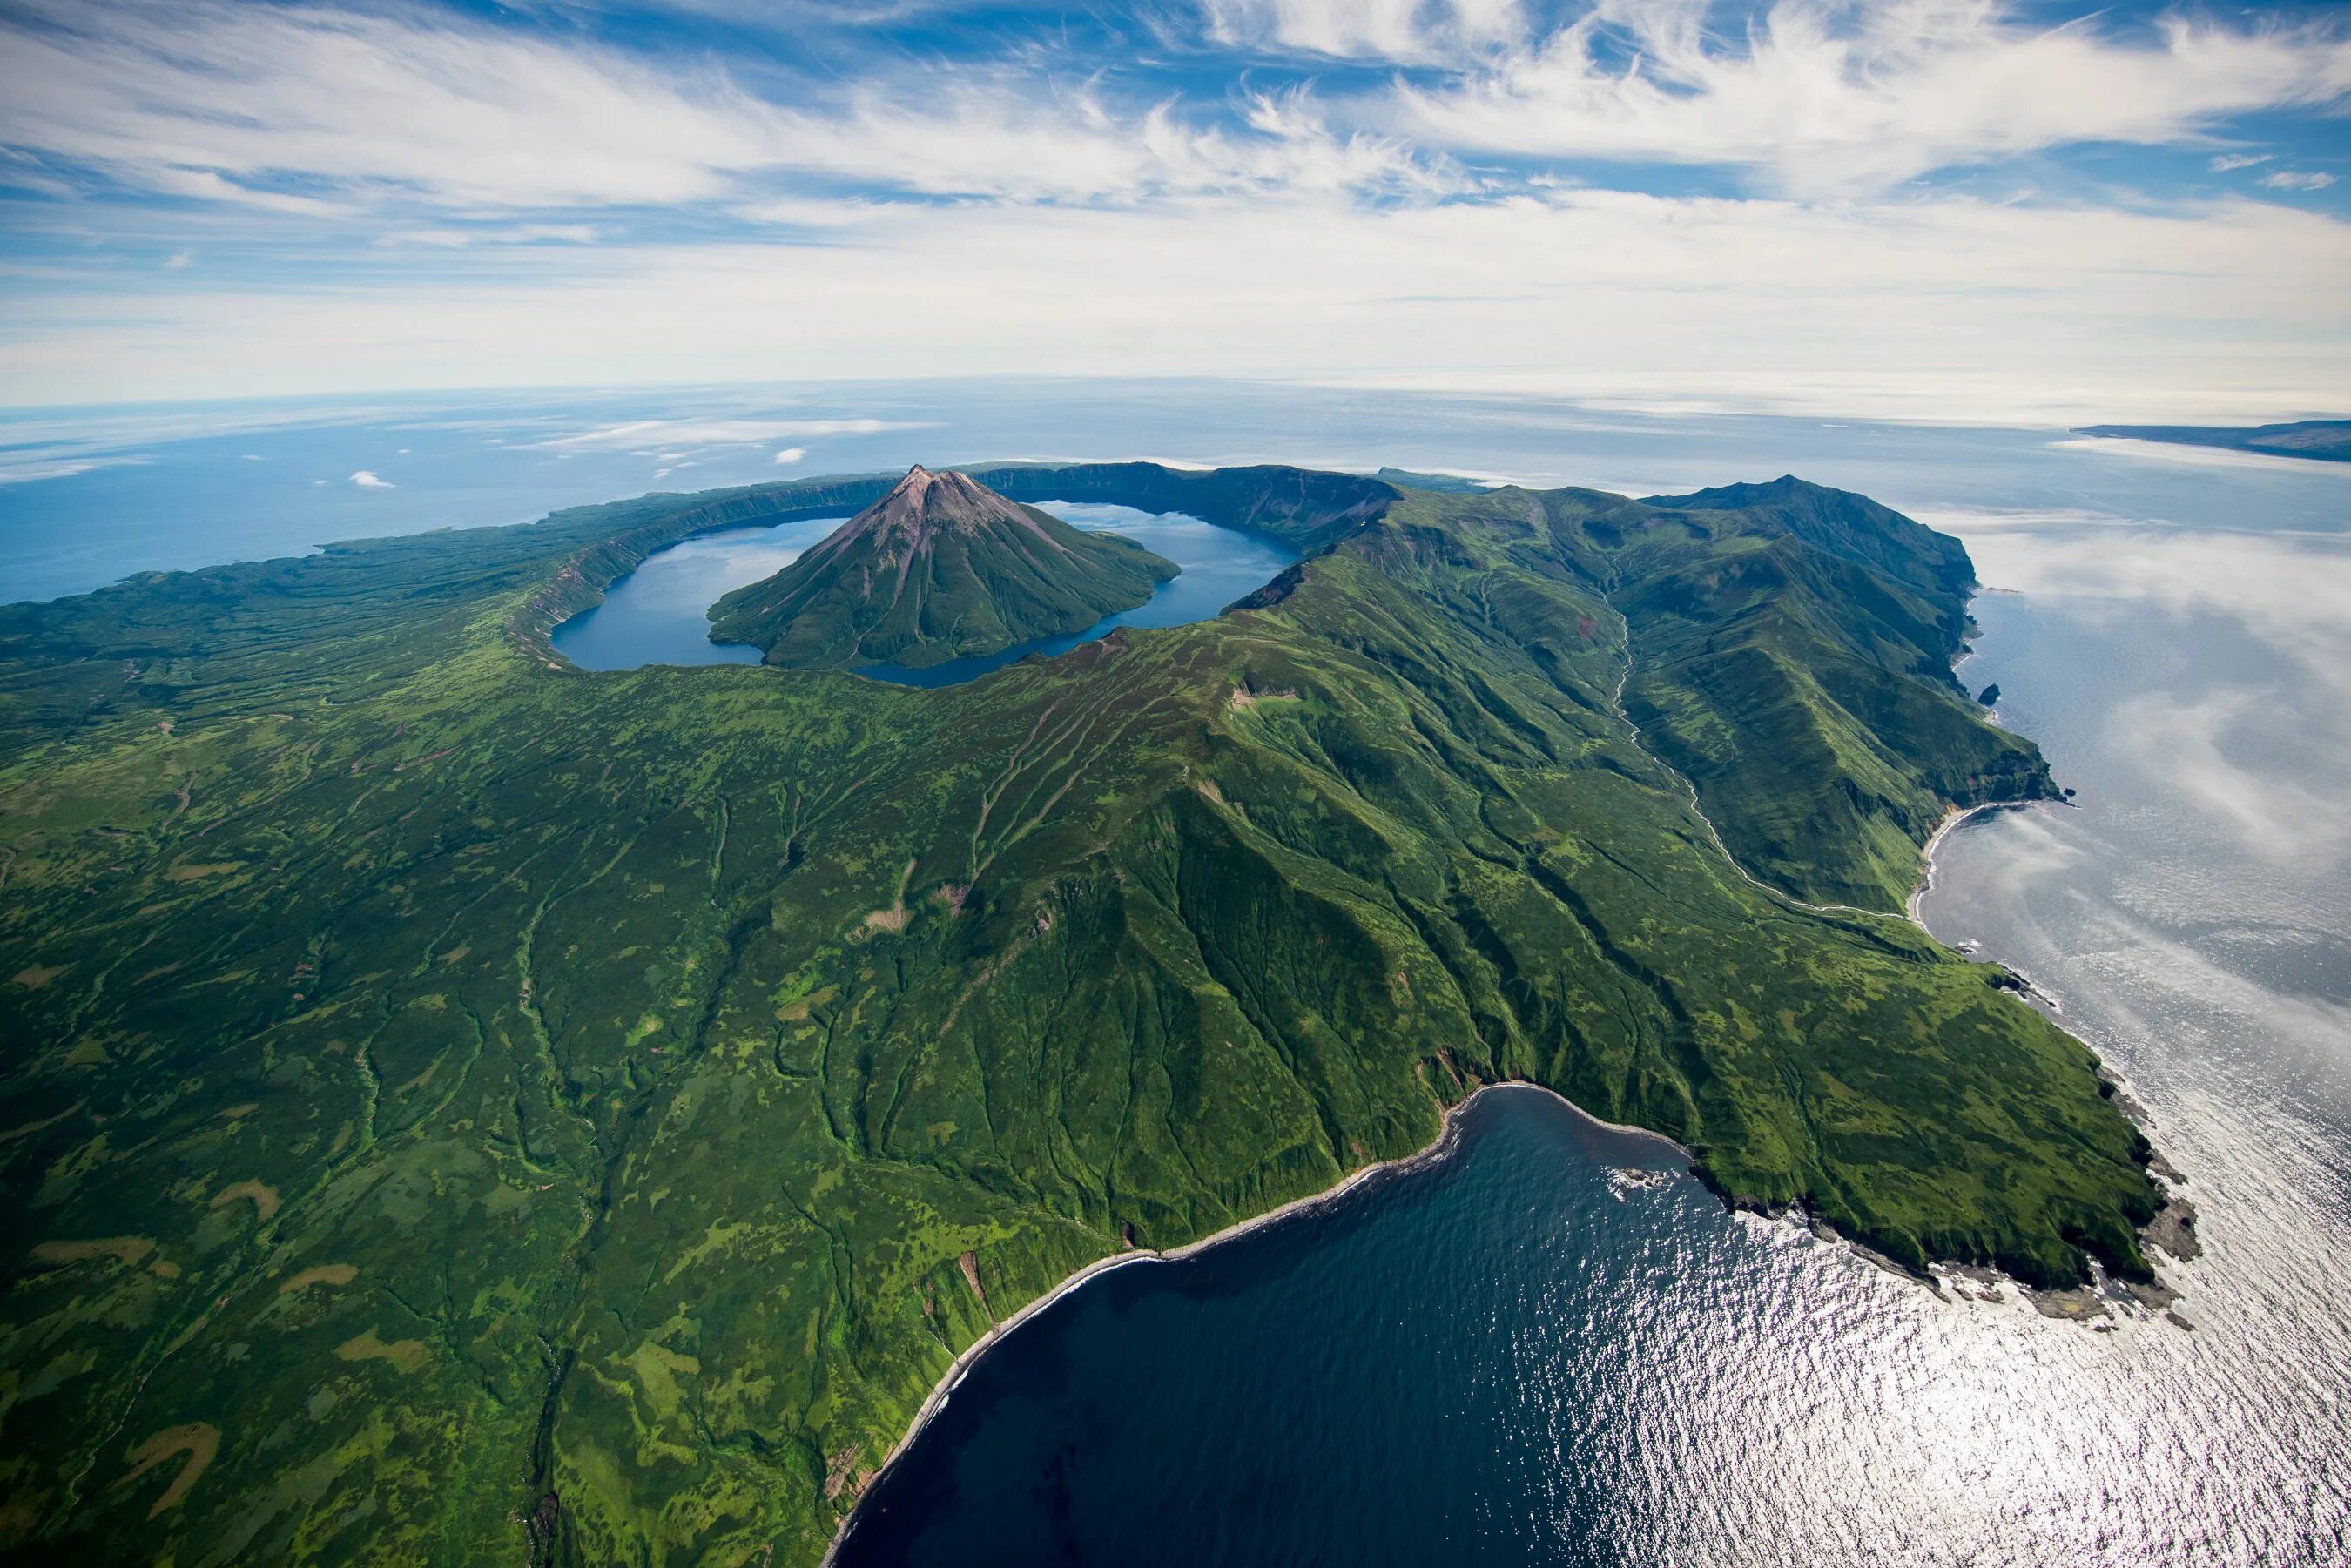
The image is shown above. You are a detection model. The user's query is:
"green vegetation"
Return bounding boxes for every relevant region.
[2075,417,2351,463]
[0,461,2159,1565]
[709,466,1176,669]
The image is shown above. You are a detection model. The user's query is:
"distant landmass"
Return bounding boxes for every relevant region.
[2074,418,2351,463]
[1371,465,1495,493]
[0,462,2166,1565]
[710,465,1177,669]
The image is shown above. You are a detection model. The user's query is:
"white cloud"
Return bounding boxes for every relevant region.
[381,225,601,248]
[2050,436,2349,472]
[1396,1,2351,194]
[731,196,905,228]
[141,165,353,215]
[7,189,2344,421]
[348,468,393,488]
[769,83,1452,203]
[0,1,1448,212]
[2210,152,2274,172]
[0,453,149,484]
[0,1,777,209]
[2106,687,2348,864]
[542,417,927,453]
[772,447,806,465]
[1923,511,2351,866]
[2260,170,2339,192]
[1203,0,1522,62]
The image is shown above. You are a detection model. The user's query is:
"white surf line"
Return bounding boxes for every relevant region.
[1905,800,2011,927]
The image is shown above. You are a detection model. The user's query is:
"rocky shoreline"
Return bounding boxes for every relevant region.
[1906,797,2203,1326]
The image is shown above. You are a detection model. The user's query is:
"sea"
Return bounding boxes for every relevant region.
[3,380,2345,1565]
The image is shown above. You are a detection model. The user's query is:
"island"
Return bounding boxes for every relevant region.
[0,462,2166,1565]
[2074,418,2351,463]
[709,465,1177,670]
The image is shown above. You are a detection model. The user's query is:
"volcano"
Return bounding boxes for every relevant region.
[711,466,1179,670]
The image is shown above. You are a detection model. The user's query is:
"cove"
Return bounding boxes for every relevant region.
[551,501,1297,681]
[833,1087,1717,1568]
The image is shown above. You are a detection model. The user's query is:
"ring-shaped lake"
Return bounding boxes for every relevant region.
[550,501,1299,684]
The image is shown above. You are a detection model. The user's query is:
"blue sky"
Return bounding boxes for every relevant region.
[0,0,2345,420]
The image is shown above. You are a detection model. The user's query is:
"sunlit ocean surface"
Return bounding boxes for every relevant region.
[3,381,2346,1564]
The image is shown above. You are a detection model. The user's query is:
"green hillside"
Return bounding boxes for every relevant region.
[0,463,2158,1565]
[709,466,1177,669]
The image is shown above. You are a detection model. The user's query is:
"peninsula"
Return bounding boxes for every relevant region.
[0,462,2163,1565]
[2074,418,2351,463]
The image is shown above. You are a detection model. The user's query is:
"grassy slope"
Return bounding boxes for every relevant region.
[0,467,2155,1565]
[1626,478,2060,907]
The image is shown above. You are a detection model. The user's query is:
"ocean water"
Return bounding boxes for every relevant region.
[3,382,2346,1564]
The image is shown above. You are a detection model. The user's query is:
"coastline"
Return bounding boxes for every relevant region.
[828,662,2175,1562]
[1904,801,2005,927]
[822,1081,1690,1564]
[1905,799,2065,1016]
[1903,785,2199,1316]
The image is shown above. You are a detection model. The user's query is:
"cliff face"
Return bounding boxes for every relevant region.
[710,466,1178,670]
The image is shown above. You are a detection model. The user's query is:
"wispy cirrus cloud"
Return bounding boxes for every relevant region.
[0,1,778,209]
[1394,0,2351,194]
[1202,0,1523,61]
[0,0,1448,213]
[0,2,2336,214]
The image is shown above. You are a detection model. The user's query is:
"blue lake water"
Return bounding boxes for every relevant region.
[549,515,845,670]
[4,381,2348,1564]
[548,501,1297,681]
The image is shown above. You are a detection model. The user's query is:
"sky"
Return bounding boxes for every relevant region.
[0,0,2347,421]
